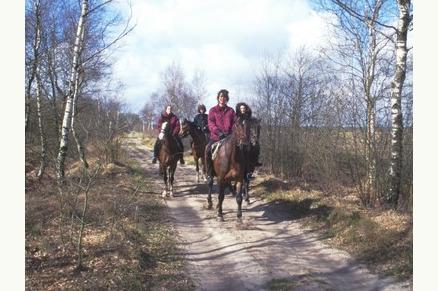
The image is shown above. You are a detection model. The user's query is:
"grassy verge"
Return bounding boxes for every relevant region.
[25,140,195,290]
[250,174,412,283]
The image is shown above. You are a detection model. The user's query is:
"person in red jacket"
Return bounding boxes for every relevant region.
[205,89,237,183]
[152,105,185,165]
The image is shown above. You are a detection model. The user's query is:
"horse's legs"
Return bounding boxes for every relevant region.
[195,158,200,183]
[235,181,243,222]
[201,156,206,181]
[169,167,174,198]
[207,177,213,210]
[243,178,250,203]
[161,167,168,198]
[227,181,236,196]
[217,182,226,221]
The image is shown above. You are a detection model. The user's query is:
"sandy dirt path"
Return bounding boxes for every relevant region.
[124,134,412,291]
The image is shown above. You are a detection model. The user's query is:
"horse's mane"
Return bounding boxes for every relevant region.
[233,116,260,146]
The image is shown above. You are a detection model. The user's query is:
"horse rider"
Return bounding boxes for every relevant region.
[205,89,237,184]
[152,105,185,165]
[188,104,210,155]
[235,102,263,178]
[194,104,210,141]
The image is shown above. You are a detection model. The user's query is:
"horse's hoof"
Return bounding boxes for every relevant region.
[237,217,242,224]
[162,191,167,198]
[217,216,224,222]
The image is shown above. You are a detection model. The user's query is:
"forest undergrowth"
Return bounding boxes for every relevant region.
[25,134,412,289]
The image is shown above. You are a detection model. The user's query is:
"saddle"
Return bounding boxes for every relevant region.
[211,139,225,160]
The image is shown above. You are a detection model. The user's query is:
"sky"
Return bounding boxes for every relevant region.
[113,0,327,113]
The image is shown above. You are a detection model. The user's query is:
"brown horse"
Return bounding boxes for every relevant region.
[158,119,180,198]
[241,117,261,204]
[179,118,208,182]
[207,117,255,222]
[226,117,261,203]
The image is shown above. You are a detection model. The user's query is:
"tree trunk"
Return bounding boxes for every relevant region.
[71,23,89,170]
[364,15,378,207]
[387,0,411,207]
[25,0,41,133]
[56,0,89,184]
[36,73,47,181]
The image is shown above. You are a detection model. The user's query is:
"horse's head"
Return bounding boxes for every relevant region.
[179,118,190,138]
[234,117,259,146]
[249,117,261,146]
[160,117,172,137]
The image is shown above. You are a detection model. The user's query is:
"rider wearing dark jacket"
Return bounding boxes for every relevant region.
[194,104,210,134]
[193,104,210,141]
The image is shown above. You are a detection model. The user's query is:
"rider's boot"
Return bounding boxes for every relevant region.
[206,155,214,184]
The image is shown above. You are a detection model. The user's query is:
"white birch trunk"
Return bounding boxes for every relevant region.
[56,0,89,183]
[365,16,378,206]
[388,0,411,206]
[71,20,89,170]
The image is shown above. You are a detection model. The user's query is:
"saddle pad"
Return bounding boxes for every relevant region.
[211,140,222,160]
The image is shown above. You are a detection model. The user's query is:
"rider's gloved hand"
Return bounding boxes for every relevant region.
[217,130,226,139]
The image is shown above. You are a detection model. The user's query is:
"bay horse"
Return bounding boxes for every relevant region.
[226,117,261,204]
[241,117,261,204]
[179,118,207,182]
[157,119,180,198]
[207,116,255,222]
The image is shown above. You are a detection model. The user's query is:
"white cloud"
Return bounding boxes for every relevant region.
[287,10,327,51]
[113,0,324,112]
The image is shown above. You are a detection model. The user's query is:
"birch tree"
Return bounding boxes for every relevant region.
[387,0,412,207]
[26,0,48,180]
[54,0,134,182]
[56,0,89,183]
[314,0,395,206]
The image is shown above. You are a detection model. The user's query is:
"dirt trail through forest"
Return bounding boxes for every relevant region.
[124,134,411,291]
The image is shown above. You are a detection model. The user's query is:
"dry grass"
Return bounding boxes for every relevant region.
[25,133,412,289]
[25,145,194,290]
[251,174,413,283]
